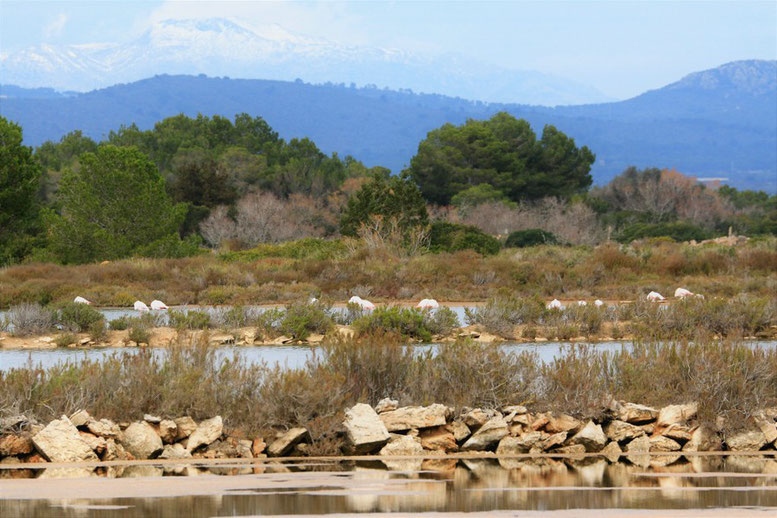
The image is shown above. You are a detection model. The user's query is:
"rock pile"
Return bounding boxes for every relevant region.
[2,401,777,467]
[342,399,777,467]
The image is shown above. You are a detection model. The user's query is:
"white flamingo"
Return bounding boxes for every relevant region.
[674,287,694,299]
[348,296,375,311]
[150,300,168,310]
[416,298,440,309]
[647,291,665,302]
[134,300,150,312]
[577,300,587,306]
[73,296,91,305]
[594,299,604,307]
[547,299,563,310]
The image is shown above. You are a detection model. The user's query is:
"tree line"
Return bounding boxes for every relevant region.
[1,111,775,266]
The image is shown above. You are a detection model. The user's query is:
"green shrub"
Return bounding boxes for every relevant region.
[423,307,461,336]
[255,308,284,338]
[88,319,108,342]
[55,302,104,332]
[220,238,348,262]
[168,309,212,330]
[279,301,334,340]
[617,221,711,243]
[128,324,151,344]
[54,332,77,347]
[353,306,433,342]
[465,295,545,338]
[429,222,501,256]
[505,228,559,248]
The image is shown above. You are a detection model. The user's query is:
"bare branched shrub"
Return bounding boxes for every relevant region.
[357,215,429,258]
[5,303,55,336]
[456,198,605,245]
[199,191,327,249]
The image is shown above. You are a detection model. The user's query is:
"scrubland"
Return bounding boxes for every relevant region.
[1,238,775,309]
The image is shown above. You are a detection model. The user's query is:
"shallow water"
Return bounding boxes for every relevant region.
[2,456,777,517]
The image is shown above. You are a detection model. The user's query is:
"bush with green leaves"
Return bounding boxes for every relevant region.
[56,302,104,332]
[617,221,711,243]
[168,309,212,330]
[505,228,559,248]
[428,222,501,256]
[465,295,546,338]
[279,301,334,340]
[353,306,435,342]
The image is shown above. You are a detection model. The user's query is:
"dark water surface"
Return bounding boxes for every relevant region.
[2,456,777,517]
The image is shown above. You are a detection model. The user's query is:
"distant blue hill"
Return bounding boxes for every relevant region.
[1,60,775,191]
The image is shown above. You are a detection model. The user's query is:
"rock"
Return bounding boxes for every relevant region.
[618,403,658,424]
[159,443,192,460]
[268,428,309,457]
[119,421,163,459]
[660,424,692,442]
[380,404,450,432]
[683,425,722,452]
[379,434,424,471]
[86,419,121,438]
[545,414,581,434]
[512,413,531,426]
[461,416,509,451]
[252,438,266,456]
[556,444,587,458]
[542,432,567,451]
[32,416,98,463]
[496,432,543,454]
[568,421,606,452]
[463,408,493,430]
[447,420,471,442]
[143,414,162,424]
[726,429,768,451]
[78,431,106,454]
[69,410,91,428]
[501,405,528,415]
[157,419,178,444]
[755,415,777,445]
[102,439,131,461]
[604,420,645,442]
[379,434,424,456]
[343,404,390,454]
[174,416,198,440]
[187,416,223,452]
[0,434,34,457]
[419,426,457,452]
[657,403,698,427]
[649,435,682,452]
[374,398,399,414]
[600,441,623,463]
[624,435,651,468]
[530,413,550,431]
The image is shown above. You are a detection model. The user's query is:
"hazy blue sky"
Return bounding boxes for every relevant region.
[1,0,775,99]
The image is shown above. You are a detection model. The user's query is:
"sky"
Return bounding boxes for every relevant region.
[1,0,775,99]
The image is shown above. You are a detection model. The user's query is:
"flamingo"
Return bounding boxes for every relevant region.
[348,296,375,311]
[416,298,440,309]
[647,291,665,302]
[674,287,694,299]
[73,296,91,305]
[546,299,563,310]
[134,300,150,312]
[594,299,604,307]
[577,300,587,306]
[150,300,168,310]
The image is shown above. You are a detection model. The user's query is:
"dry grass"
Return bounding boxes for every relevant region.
[2,238,774,309]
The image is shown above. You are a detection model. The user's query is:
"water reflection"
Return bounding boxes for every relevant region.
[2,456,777,516]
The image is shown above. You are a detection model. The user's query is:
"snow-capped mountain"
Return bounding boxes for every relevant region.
[0,18,610,105]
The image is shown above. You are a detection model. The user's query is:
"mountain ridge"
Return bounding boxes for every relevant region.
[0,17,610,106]
[1,60,775,192]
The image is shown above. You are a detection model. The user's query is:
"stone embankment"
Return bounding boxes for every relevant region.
[2,401,777,470]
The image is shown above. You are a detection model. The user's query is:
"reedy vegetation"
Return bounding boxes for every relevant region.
[2,336,776,448]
